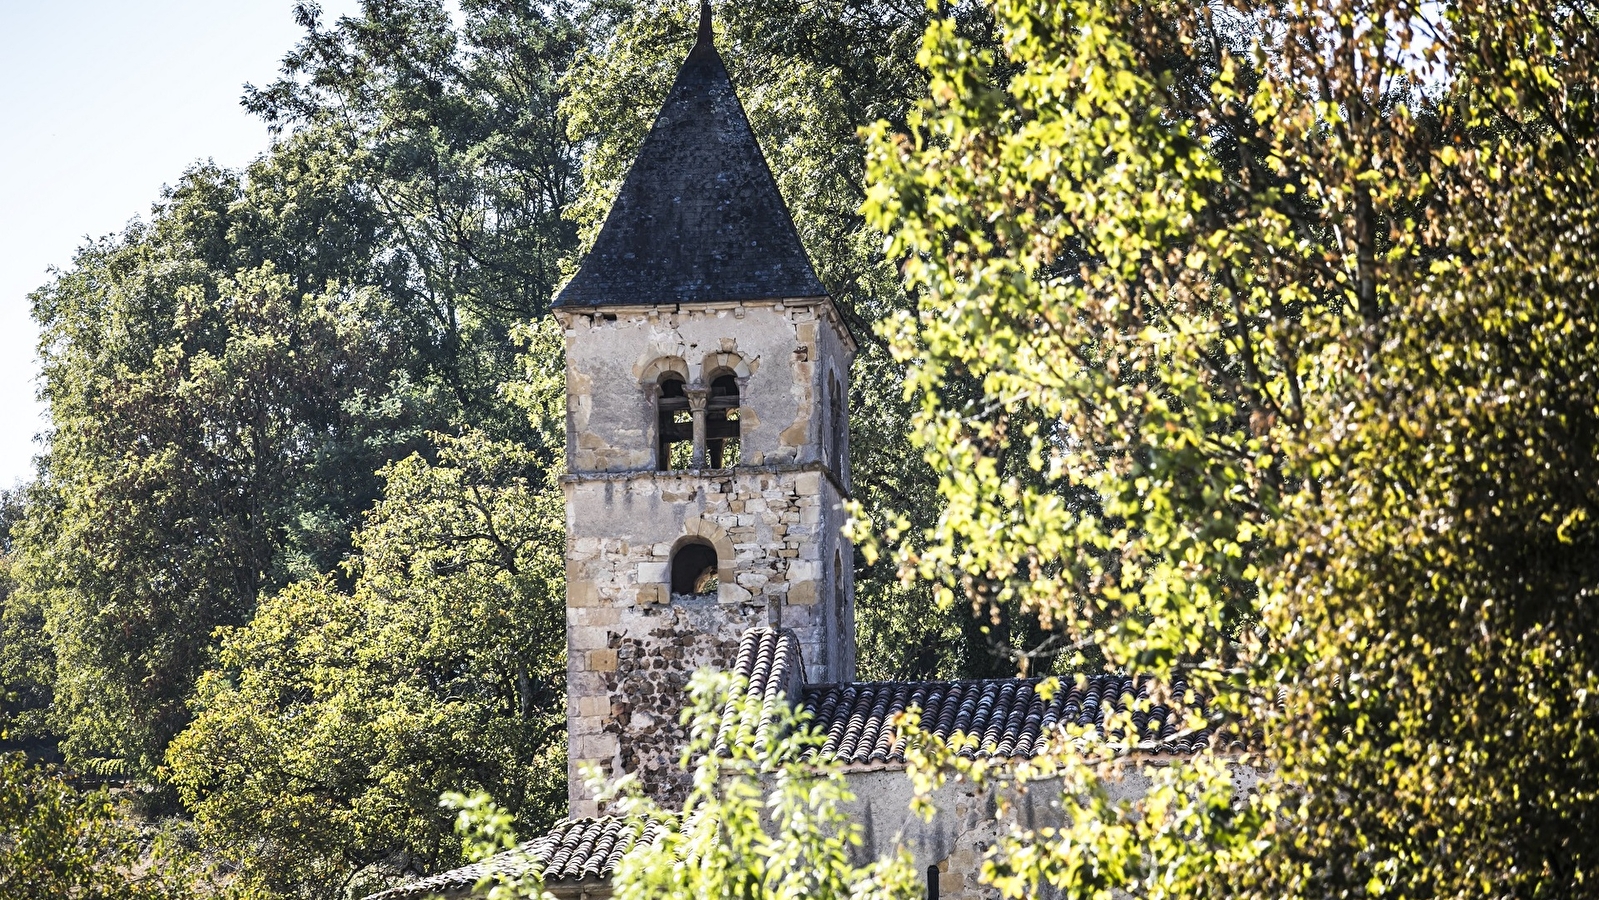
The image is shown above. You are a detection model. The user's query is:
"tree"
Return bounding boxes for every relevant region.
[246,0,584,431]
[0,491,53,759]
[865,0,1599,895]
[165,320,569,900]
[17,0,586,780]
[22,229,422,774]
[0,753,218,900]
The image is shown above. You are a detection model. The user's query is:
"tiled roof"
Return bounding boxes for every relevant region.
[532,817,667,881]
[718,627,803,753]
[365,817,665,899]
[732,626,803,703]
[801,674,1218,765]
[553,3,827,309]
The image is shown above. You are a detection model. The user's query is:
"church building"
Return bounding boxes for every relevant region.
[369,6,1230,899]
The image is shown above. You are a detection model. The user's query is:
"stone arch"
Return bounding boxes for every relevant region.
[679,517,736,586]
[699,351,752,381]
[637,354,690,386]
[670,539,719,595]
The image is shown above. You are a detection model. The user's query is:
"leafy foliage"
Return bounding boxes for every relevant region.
[246,0,583,422]
[165,331,568,899]
[22,240,423,772]
[0,492,52,754]
[865,0,1599,895]
[597,670,920,900]
[438,790,554,900]
[0,753,218,900]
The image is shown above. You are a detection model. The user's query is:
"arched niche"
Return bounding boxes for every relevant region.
[671,539,720,596]
[673,518,736,602]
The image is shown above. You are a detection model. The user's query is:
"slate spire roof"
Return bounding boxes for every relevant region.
[553,1,827,308]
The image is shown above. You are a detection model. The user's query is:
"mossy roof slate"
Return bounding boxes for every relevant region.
[553,3,826,309]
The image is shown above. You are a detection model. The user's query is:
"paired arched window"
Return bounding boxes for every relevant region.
[650,365,741,471]
[671,541,719,597]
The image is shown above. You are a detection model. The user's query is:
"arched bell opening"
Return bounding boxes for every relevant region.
[657,375,693,471]
[670,540,720,598]
[705,371,741,469]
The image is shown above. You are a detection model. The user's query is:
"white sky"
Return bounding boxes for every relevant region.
[0,0,362,489]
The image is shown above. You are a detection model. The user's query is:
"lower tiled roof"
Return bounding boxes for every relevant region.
[366,631,1229,900]
[366,816,665,899]
[532,816,667,881]
[722,629,1221,765]
[718,627,804,754]
[801,674,1217,765]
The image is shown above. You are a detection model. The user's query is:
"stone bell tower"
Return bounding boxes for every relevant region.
[555,2,856,816]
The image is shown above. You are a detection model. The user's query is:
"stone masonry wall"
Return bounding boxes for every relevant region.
[557,299,854,475]
[565,463,852,815]
[841,761,1264,900]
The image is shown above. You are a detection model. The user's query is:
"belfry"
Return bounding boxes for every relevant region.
[553,0,856,815]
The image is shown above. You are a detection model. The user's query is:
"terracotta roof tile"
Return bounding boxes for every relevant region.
[801,674,1217,765]
[365,817,666,900]
[718,627,803,754]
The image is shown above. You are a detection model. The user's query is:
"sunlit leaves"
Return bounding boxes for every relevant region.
[867,0,1599,895]
[165,392,569,898]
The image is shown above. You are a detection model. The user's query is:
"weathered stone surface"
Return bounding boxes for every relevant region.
[558,302,851,477]
[561,276,856,816]
[564,462,855,813]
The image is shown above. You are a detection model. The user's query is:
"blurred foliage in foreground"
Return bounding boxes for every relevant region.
[865,0,1599,895]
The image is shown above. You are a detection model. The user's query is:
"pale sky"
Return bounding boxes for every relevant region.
[0,0,362,489]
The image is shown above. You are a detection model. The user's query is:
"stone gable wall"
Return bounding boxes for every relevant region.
[840,762,1264,899]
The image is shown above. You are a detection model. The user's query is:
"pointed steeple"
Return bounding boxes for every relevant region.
[554,2,826,308]
[695,0,713,50]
